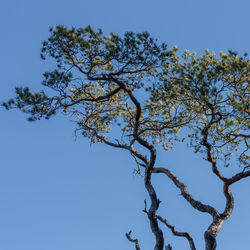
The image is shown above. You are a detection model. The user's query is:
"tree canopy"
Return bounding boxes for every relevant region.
[3,26,249,250]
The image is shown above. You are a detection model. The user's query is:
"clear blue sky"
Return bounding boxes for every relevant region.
[0,0,249,249]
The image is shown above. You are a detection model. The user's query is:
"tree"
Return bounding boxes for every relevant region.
[2,26,249,250]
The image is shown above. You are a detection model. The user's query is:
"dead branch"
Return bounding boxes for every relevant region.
[125,230,141,250]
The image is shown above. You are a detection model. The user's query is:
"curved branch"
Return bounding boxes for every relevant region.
[156,215,196,250]
[220,169,250,219]
[130,143,149,165]
[219,182,234,221]
[228,169,250,185]
[88,126,130,149]
[152,167,219,218]
[201,118,227,182]
[126,231,141,250]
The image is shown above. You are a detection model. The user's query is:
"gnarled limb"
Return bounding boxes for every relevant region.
[151,166,248,249]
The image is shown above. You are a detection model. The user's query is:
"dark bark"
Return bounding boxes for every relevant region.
[112,76,165,250]
[157,214,196,250]
[152,168,219,218]
[126,231,141,250]
[204,231,217,250]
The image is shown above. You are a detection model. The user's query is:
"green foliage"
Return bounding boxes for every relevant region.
[41,25,172,87]
[2,87,56,121]
[151,49,249,167]
[2,25,249,168]
[2,26,181,146]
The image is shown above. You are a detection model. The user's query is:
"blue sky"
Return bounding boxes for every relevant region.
[0,0,249,249]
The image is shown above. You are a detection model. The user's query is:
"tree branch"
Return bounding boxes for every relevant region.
[220,169,250,220]
[228,169,250,185]
[143,200,196,250]
[157,215,196,250]
[126,231,141,250]
[152,167,219,218]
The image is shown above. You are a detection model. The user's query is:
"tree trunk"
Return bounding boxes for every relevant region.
[204,218,224,250]
[204,231,217,250]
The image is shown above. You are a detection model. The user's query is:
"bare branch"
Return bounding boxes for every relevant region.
[89,127,130,149]
[130,143,149,165]
[125,231,141,250]
[157,215,196,250]
[152,167,220,218]
[220,169,250,220]
[228,169,250,185]
[143,200,196,250]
